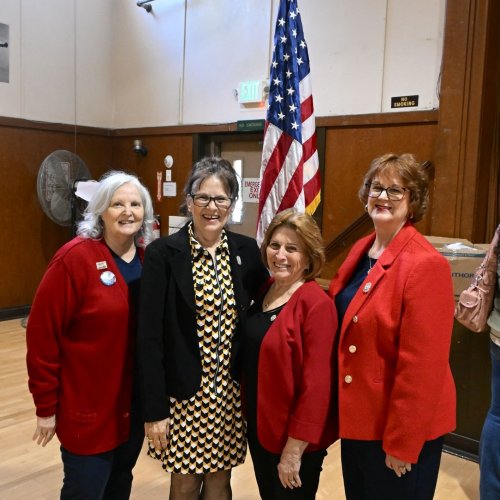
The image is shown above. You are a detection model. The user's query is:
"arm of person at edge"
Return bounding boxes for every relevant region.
[382,254,454,475]
[279,290,338,489]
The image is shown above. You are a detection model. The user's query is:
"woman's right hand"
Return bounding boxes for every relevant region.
[33,415,56,447]
[385,453,412,477]
[145,418,169,450]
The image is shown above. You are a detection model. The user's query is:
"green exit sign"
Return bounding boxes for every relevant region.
[238,80,266,104]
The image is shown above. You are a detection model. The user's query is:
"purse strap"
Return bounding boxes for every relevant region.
[479,225,500,278]
[489,224,500,257]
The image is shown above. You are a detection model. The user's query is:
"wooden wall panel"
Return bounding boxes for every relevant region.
[0,115,440,310]
[320,119,438,279]
[110,133,194,236]
[432,0,499,243]
[0,122,112,309]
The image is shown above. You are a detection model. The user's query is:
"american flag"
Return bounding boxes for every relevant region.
[256,0,320,245]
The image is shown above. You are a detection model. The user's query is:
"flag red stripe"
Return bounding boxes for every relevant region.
[301,94,314,123]
[304,169,321,206]
[258,131,293,209]
[278,159,304,211]
[302,131,316,164]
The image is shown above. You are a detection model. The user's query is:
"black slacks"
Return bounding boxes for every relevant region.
[248,434,327,500]
[340,436,444,500]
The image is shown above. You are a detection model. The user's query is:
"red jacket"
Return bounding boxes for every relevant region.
[256,280,338,453]
[26,237,142,455]
[328,224,456,463]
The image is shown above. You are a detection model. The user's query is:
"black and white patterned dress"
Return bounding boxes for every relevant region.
[149,225,246,474]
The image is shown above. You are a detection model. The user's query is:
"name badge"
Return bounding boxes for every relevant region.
[96,261,108,270]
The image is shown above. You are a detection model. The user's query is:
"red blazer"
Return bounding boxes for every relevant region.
[256,280,338,454]
[26,237,143,455]
[328,224,456,463]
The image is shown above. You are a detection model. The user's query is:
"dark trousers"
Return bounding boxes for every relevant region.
[248,434,327,500]
[60,413,144,500]
[340,436,444,500]
[479,340,500,500]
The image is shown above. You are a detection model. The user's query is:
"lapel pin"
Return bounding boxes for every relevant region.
[236,255,242,265]
[363,282,372,293]
[96,261,108,270]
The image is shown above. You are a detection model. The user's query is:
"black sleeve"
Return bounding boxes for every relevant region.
[137,240,171,422]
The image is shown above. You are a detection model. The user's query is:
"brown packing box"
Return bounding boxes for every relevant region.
[424,236,487,300]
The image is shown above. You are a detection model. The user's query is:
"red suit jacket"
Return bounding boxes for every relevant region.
[256,280,338,454]
[26,237,142,455]
[329,224,456,463]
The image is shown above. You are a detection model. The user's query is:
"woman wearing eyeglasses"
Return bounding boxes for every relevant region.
[137,157,269,499]
[328,153,456,500]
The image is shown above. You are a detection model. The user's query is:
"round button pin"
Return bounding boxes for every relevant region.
[100,271,116,286]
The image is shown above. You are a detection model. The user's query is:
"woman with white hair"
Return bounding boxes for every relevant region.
[26,170,154,499]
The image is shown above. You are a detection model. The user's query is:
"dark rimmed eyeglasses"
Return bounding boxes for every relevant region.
[190,193,233,208]
[366,183,408,201]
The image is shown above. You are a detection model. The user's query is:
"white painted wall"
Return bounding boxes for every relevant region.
[0,0,446,128]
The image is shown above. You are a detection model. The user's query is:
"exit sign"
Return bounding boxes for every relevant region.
[238,80,266,104]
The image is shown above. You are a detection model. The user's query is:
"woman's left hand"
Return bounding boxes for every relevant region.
[385,453,412,477]
[278,437,308,489]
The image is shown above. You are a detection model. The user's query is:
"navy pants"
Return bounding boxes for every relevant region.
[248,434,327,500]
[341,436,444,500]
[479,340,500,500]
[60,413,144,500]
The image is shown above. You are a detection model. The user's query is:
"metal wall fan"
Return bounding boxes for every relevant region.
[36,150,97,229]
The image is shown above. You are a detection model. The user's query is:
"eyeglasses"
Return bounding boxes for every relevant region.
[366,183,408,201]
[190,193,233,208]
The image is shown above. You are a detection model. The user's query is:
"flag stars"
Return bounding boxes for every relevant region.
[275,94,284,103]
[280,35,287,44]
[292,29,297,38]
[277,111,285,120]
[290,10,297,20]
[300,40,306,49]
[283,53,290,62]
[297,57,304,65]
[285,69,293,79]
[272,60,278,69]
[278,18,285,27]
[273,77,281,86]
[289,103,297,113]
[286,86,295,96]
[291,121,299,130]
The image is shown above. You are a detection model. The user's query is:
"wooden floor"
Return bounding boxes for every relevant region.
[0,318,480,499]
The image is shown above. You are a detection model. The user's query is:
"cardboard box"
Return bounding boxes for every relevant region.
[424,236,486,299]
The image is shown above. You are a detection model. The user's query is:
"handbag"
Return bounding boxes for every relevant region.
[454,224,500,332]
